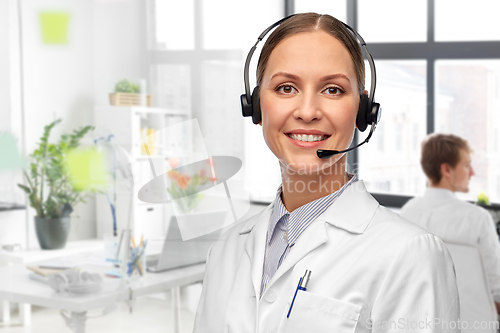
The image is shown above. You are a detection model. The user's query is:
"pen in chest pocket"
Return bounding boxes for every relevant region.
[287,270,311,318]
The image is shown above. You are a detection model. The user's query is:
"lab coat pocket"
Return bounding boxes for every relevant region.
[277,291,362,333]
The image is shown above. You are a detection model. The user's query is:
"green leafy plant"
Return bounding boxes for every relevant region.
[114,79,140,94]
[476,192,490,205]
[17,119,95,218]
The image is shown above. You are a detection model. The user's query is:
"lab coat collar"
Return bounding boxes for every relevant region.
[319,180,379,234]
[238,202,274,236]
[239,180,377,236]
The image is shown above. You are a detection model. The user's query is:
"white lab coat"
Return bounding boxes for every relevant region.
[194,181,460,332]
[400,187,500,303]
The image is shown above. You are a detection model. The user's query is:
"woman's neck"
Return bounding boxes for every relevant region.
[280,159,348,213]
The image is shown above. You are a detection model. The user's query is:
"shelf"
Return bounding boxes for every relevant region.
[135,155,169,160]
[134,109,188,117]
[95,105,188,116]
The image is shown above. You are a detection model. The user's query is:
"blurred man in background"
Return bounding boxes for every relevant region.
[400,133,500,314]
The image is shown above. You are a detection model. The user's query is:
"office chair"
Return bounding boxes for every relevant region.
[445,242,498,333]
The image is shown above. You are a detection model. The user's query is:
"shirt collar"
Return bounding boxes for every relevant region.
[424,187,457,200]
[267,173,358,244]
[266,187,290,244]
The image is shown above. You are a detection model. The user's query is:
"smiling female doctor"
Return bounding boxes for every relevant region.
[194,13,459,333]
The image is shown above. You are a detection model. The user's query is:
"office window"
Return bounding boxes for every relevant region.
[435,60,500,203]
[349,0,500,204]
[200,60,242,158]
[202,0,282,50]
[359,60,427,196]
[435,0,500,42]
[149,0,195,50]
[150,64,191,114]
[146,0,283,202]
[358,0,427,42]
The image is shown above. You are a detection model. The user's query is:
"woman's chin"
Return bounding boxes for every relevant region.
[280,156,344,176]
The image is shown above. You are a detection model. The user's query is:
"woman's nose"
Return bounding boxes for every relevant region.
[470,166,475,177]
[294,92,322,122]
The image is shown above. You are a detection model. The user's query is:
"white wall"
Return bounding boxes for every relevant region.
[20,0,95,245]
[0,1,13,133]
[93,0,144,107]
[5,0,144,246]
[0,0,27,248]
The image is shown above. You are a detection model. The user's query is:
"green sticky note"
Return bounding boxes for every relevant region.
[66,148,108,191]
[39,12,70,44]
[0,132,25,170]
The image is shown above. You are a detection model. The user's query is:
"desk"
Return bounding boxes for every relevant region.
[0,239,103,265]
[0,240,103,326]
[0,263,205,332]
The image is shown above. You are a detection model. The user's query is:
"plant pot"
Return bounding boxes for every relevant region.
[34,217,71,250]
[109,93,152,107]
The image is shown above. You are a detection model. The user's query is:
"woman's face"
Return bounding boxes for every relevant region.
[260,30,360,175]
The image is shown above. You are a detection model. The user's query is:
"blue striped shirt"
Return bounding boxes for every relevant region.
[260,174,358,296]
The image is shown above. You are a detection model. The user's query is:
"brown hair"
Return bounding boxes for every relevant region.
[256,13,365,94]
[421,133,472,185]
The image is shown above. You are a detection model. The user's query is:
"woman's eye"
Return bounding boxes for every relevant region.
[323,86,344,95]
[276,85,297,94]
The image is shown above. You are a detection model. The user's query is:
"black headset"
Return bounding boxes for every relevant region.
[240,15,382,158]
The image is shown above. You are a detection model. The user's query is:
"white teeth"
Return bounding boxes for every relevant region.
[289,134,327,142]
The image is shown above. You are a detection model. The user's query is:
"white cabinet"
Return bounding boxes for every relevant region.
[94,106,188,242]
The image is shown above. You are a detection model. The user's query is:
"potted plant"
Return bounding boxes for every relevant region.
[109,79,151,107]
[18,119,95,250]
[476,192,490,206]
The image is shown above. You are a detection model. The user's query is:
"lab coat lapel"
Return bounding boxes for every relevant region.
[243,204,274,298]
[322,181,378,234]
[268,219,329,288]
[265,181,378,290]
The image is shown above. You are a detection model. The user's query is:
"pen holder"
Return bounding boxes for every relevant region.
[126,241,147,280]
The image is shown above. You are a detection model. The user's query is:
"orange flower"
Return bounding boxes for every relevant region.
[168,170,179,180]
[168,157,180,169]
[177,174,190,189]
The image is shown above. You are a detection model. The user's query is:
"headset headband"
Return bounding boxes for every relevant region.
[243,14,377,107]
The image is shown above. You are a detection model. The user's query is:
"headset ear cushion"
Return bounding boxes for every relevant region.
[240,93,253,118]
[356,94,369,132]
[251,86,261,124]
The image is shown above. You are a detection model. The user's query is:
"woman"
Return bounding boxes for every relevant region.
[194,13,459,332]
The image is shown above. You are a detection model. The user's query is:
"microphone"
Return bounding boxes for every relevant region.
[316,123,375,159]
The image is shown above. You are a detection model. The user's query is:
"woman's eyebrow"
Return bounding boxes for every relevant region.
[320,73,350,82]
[270,72,299,80]
[270,72,351,83]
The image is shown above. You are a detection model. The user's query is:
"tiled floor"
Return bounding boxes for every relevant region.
[0,291,197,333]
